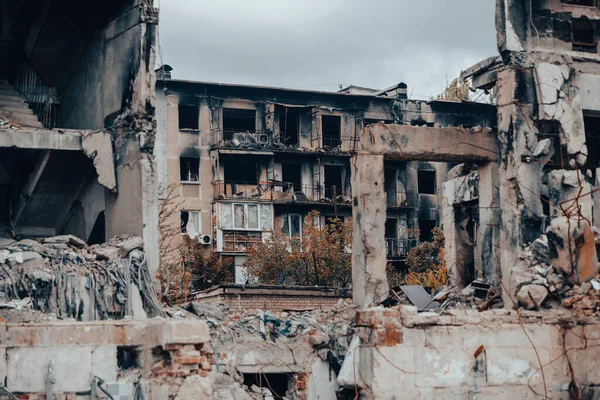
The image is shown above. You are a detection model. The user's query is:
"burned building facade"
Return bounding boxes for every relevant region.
[154,75,496,283]
[0,0,159,272]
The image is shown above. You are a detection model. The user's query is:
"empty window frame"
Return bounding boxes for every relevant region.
[181,210,201,238]
[562,0,596,6]
[324,165,344,198]
[418,170,436,194]
[282,214,302,239]
[220,203,273,231]
[278,106,300,146]
[223,108,257,140]
[573,19,596,51]
[321,115,342,147]
[223,157,258,184]
[180,157,200,182]
[178,105,199,130]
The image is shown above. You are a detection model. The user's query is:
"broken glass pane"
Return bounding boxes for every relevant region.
[248,205,259,229]
[260,204,273,230]
[181,211,190,234]
[221,204,232,229]
[234,204,245,229]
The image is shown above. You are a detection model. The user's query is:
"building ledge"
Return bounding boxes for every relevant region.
[0,127,88,151]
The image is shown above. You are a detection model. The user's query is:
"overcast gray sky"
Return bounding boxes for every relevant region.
[157,0,498,99]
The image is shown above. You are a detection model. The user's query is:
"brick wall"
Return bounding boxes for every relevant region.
[190,285,352,312]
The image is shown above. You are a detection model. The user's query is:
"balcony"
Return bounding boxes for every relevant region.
[220,230,263,253]
[214,181,352,204]
[386,238,418,259]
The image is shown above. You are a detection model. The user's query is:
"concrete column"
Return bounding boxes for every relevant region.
[477,162,501,284]
[441,194,459,286]
[351,154,389,308]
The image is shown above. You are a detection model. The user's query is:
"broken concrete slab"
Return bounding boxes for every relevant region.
[81,130,117,191]
[517,284,548,309]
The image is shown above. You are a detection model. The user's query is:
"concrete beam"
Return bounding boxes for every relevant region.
[357,124,498,163]
[351,154,389,309]
[0,129,82,150]
[14,151,51,224]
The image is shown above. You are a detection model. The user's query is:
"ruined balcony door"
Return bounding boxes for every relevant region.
[282,162,302,193]
[278,106,300,147]
[324,165,343,199]
[384,169,397,205]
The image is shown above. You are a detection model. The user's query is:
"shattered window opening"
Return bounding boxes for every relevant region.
[419,219,437,242]
[243,372,291,399]
[282,162,302,191]
[180,157,200,182]
[117,346,140,370]
[178,105,199,131]
[572,19,596,52]
[181,210,201,238]
[417,170,436,194]
[281,213,302,239]
[321,115,342,148]
[324,165,344,198]
[223,157,258,184]
[223,108,257,141]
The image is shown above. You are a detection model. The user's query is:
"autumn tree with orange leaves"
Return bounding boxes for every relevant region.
[244,211,352,289]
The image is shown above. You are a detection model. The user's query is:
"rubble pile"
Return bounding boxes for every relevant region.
[0,234,162,322]
[165,298,356,399]
[0,114,21,130]
[515,219,600,312]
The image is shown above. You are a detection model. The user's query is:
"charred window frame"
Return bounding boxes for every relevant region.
[180,157,200,182]
[181,210,201,238]
[223,108,257,141]
[321,115,342,148]
[419,219,437,242]
[178,105,199,131]
[278,106,300,147]
[572,19,596,52]
[417,170,436,194]
[223,157,258,184]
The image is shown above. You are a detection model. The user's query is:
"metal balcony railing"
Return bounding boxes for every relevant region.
[322,136,342,148]
[218,130,270,146]
[213,181,353,204]
[386,238,419,259]
[385,189,418,208]
[9,43,59,129]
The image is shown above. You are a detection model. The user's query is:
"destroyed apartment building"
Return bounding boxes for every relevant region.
[154,73,496,283]
[4,0,600,398]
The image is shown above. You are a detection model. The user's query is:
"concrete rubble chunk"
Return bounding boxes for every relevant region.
[174,375,212,400]
[42,234,87,249]
[118,236,144,257]
[517,285,548,309]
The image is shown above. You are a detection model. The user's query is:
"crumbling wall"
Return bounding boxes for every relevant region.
[343,306,600,399]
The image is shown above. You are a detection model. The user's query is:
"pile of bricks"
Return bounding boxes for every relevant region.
[151,343,214,379]
[561,280,600,316]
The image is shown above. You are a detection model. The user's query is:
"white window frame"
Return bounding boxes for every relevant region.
[180,157,200,183]
[282,213,303,239]
[220,203,273,231]
[181,210,201,238]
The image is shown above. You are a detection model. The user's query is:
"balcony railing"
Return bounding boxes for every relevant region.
[385,189,418,208]
[9,43,59,129]
[386,238,419,259]
[221,230,263,253]
[214,181,352,204]
[218,130,269,146]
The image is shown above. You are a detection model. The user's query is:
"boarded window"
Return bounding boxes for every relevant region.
[179,105,199,130]
[180,157,200,182]
[418,170,436,194]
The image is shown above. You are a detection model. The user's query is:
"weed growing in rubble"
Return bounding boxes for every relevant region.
[244,211,352,288]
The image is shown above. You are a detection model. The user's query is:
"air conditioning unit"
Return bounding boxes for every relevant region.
[199,234,212,245]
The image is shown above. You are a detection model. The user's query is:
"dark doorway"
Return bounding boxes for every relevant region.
[87,211,106,245]
[419,219,437,242]
[282,162,302,191]
[322,115,341,147]
[384,169,397,205]
[385,218,398,238]
[418,170,436,194]
[324,165,343,198]
[278,106,300,147]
